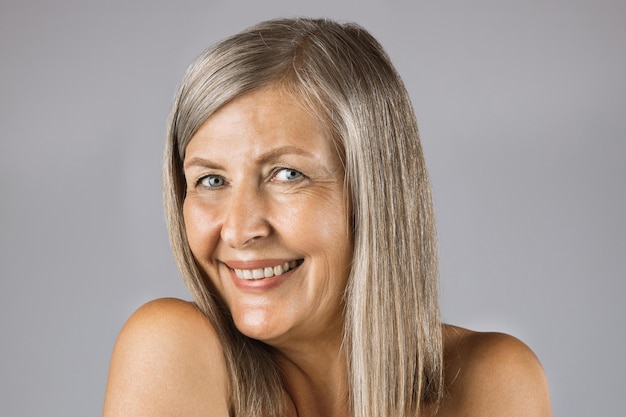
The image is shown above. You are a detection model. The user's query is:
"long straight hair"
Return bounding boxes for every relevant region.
[164,18,443,417]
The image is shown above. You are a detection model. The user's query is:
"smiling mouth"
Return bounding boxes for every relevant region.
[233,259,304,280]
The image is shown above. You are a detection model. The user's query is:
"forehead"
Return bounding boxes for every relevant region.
[183,87,344,169]
[213,88,315,130]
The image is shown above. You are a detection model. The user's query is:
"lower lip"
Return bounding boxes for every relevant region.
[229,266,299,291]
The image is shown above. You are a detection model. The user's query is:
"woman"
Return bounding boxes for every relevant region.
[103,18,551,417]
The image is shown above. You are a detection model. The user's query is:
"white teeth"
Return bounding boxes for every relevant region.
[234,260,300,280]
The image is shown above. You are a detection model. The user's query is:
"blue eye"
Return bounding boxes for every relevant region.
[274,168,303,181]
[199,175,225,187]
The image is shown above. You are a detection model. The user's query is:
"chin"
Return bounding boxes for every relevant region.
[231,309,289,344]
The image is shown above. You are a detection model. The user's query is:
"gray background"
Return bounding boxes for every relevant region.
[1,0,624,416]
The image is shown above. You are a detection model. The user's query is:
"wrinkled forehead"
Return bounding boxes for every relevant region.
[178,82,342,164]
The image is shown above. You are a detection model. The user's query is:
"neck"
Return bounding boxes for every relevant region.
[271,326,350,417]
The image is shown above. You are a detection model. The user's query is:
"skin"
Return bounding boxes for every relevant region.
[103,88,552,417]
[181,87,352,355]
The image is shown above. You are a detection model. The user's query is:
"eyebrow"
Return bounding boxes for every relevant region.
[257,145,316,164]
[183,145,316,170]
[183,157,223,171]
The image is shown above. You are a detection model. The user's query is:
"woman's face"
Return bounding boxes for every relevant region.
[182,87,352,348]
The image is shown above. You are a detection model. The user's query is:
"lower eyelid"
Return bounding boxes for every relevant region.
[273,168,303,181]
[197,175,226,187]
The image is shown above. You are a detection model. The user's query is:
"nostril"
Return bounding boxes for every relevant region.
[221,219,272,248]
[220,193,272,248]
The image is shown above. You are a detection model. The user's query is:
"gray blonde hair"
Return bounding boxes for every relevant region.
[164,17,443,417]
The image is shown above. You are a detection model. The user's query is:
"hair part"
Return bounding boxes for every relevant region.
[164,17,443,417]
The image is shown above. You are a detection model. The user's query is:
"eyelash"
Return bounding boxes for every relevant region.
[271,167,303,182]
[195,175,225,188]
[194,167,304,189]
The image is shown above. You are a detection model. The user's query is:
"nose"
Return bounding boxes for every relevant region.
[220,183,271,248]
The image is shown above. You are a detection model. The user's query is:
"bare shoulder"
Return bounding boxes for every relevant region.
[103,298,230,417]
[437,325,552,417]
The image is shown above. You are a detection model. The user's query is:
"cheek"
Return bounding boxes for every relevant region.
[290,195,352,262]
[322,202,353,277]
[182,198,220,260]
